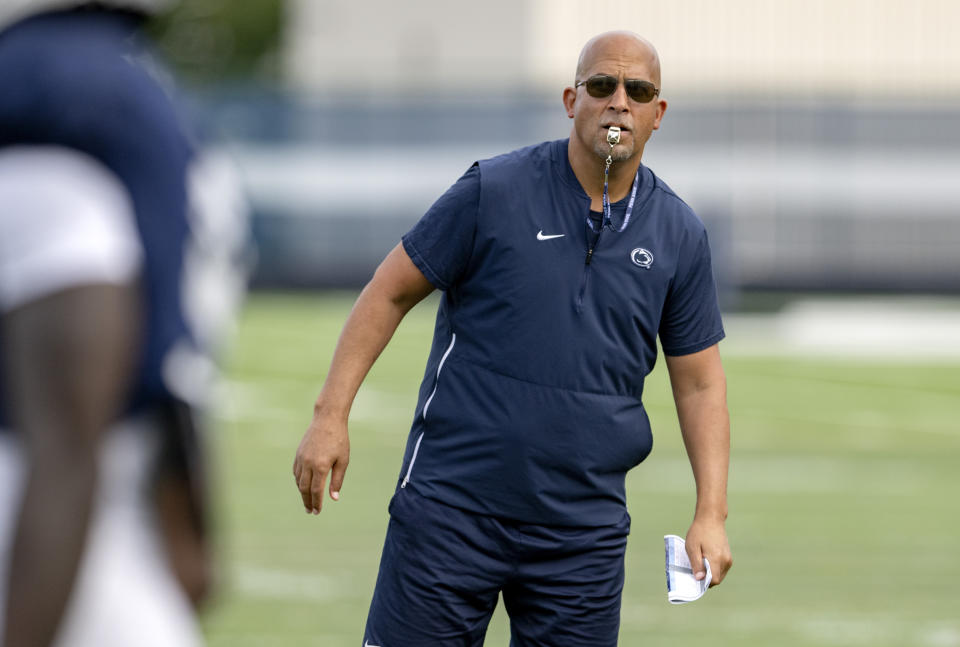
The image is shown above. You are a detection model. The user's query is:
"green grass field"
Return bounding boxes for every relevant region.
[201,292,960,647]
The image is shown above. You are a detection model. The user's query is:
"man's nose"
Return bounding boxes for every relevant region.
[607,80,629,111]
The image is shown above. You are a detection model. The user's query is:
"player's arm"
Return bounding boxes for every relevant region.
[664,343,733,587]
[154,399,212,608]
[293,243,435,514]
[1,284,139,647]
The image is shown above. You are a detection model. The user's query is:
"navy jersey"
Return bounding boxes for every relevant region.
[399,139,724,526]
[0,9,246,426]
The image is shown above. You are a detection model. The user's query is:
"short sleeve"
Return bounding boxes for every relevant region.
[659,228,725,356]
[401,164,480,291]
[0,147,142,313]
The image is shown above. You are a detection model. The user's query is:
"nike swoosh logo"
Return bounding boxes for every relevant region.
[364,641,380,647]
[537,230,565,241]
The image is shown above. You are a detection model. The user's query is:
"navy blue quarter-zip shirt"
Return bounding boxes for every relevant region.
[400,139,724,527]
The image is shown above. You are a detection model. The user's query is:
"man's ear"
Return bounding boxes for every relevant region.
[562,86,577,118]
[653,99,668,130]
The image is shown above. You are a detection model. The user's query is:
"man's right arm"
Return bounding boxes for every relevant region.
[293,243,435,514]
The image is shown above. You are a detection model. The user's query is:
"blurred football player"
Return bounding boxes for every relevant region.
[0,2,248,646]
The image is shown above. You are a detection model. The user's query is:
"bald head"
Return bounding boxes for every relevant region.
[575,31,661,88]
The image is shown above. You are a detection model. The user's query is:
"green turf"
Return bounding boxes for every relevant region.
[201,292,960,647]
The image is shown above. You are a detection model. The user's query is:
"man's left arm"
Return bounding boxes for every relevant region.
[665,343,733,586]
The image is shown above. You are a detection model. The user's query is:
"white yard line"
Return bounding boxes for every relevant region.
[232,565,343,602]
[722,298,960,361]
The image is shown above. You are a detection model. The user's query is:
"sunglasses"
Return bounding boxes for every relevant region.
[575,75,660,103]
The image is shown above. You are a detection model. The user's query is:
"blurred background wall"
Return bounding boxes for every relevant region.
[154,0,960,296]
[286,0,960,98]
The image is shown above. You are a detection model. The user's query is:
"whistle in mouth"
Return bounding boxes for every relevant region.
[607,126,621,145]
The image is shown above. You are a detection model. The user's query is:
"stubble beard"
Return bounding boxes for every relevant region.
[594,140,634,163]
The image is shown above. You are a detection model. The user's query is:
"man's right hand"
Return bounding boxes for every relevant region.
[293,413,350,514]
[290,244,434,516]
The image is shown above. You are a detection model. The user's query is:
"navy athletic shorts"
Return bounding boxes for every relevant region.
[362,486,631,647]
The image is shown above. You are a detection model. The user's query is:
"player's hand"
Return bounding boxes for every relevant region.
[684,516,732,587]
[292,412,350,514]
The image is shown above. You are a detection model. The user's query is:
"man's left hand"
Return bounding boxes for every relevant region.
[684,517,732,587]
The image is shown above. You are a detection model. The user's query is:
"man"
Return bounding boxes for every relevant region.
[0,2,247,646]
[294,31,732,646]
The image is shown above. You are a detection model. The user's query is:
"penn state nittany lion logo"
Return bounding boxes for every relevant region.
[630,247,654,269]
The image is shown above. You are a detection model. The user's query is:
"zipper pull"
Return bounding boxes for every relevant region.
[585,247,594,265]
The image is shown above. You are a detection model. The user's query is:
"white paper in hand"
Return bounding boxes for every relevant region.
[664,534,711,604]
